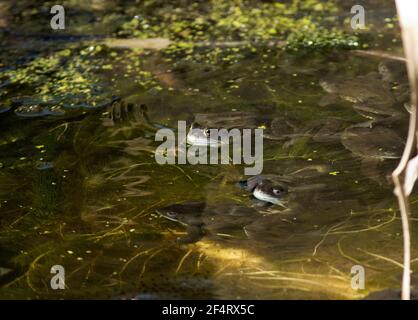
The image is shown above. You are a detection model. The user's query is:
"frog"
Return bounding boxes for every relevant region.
[319,63,408,184]
[186,111,262,147]
[157,201,207,244]
[186,122,226,147]
[156,200,259,244]
[262,115,301,141]
[319,71,404,122]
[192,111,261,130]
[341,122,405,184]
[263,114,349,151]
[378,60,408,86]
[378,60,411,108]
[239,176,288,206]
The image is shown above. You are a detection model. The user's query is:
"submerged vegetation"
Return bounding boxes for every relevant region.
[0,45,160,109]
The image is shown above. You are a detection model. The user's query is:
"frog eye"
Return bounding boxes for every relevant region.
[166,211,178,218]
[204,128,211,136]
[272,186,285,195]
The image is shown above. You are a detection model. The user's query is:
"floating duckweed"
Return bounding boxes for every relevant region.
[286,28,361,52]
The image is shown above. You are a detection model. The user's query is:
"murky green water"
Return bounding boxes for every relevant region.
[1,0,417,299]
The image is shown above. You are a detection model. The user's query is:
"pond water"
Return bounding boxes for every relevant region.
[0,0,417,299]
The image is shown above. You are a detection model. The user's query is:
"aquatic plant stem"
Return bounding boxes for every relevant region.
[392,0,418,300]
[392,172,411,300]
[351,50,406,62]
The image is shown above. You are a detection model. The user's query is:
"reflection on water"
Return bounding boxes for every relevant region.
[1,3,418,299]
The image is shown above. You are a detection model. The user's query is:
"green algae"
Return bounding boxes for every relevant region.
[0,0,368,110]
[5,0,362,51]
[118,0,351,44]
[2,45,160,109]
[3,46,110,108]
